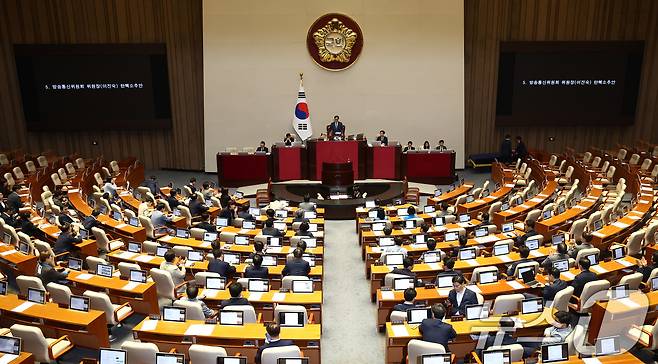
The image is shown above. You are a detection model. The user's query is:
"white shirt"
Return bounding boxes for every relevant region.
[455,289,465,313]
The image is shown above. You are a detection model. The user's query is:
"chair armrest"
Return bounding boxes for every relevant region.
[471,351,484,364]
[113,302,133,322]
[308,313,315,324]
[168,348,178,353]
[631,324,653,347]
[174,280,192,299]
[257,313,263,323]
[48,335,71,359]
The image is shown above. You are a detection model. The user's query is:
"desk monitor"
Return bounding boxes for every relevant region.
[27,288,46,304]
[247,278,269,292]
[444,231,459,242]
[437,275,454,288]
[465,304,488,320]
[393,277,415,291]
[434,217,444,226]
[434,189,442,197]
[551,233,565,246]
[175,229,190,238]
[206,276,226,290]
[155,352,185,364]
[68,257,83,271]
[69,295,90,312]
[223,253,241,265]
[407,307,431,324]
[234,235,249,245]
[127,241,141,253]
[478,271,498,284]
[557,204,566,214]
[593,219,604,231]
[397,208,409,216]
[273,222,287,231]
[378,237,394,247]
[156,246,168,257]
[541,343,568,363]
[611,246,625,260]
[584,253,598,266]
[0,281,7,295]
[458,214,470,223]
[610,284,629,300]
[242,220,256,230]
[652,277,658,291]
[249,207,260,216]
[173,209,182,218]
[372,222,386,231]
[500,203,509,211]
[219,310,243,325]
[203,232,217,242]
[543,210,552,220]
[447,185,454,192]
[277,359,309,364]
[405,220,416,229]
[307,223,318,232]
[482,349,510,364]
[304,211,316,219]
[130,269,147,283]
[458,248,476,260]
[129,217,140,227]
[474,227,488,238]
[99,348,127,364]
[493,244,510,256]
[268,237,282,247]
[279,311,305,327]
[365,200,376,208]
[521,297,543,314]
[368,210,379,218]
[423,252,439,263]
[205,200,213,208]
[525,237,540,250]
[384,254,404,266]
[217,358,247,364]
[187,250,204,262]
[414,234,426,244]
[0,336,20,355]
[466,195,475,203]
[234,191,244,199]
[301,237,317,249]
[302,254,316,267]
[275,210,288,218]
[112,211,122,221]
[418,353,451,364]
[424,206,435,214]
[501,222,514,232]
[78,228,88,239]
[216,217,228,227]
[162,306,186,322]
[553,259,569,272]
[96,263,114,278]
[292,280,313,293]
[595,336,620,356]
[515,197,523,206]
[17,240,30,255]
[520,267,536,282]
[261,255,277,267]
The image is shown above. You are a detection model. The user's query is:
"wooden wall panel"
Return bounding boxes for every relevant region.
[0,0,204,170]
[465,0,658,156]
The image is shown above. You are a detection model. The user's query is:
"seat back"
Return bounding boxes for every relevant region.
[120,341,159,364]
[566,324,586,355]
[618,272,643,291]
[12,167,24,180]
[407,339,446,364]
[139,216,156,239]
[471,266,498,284]
[83,290,118,325]
[10,324,49,362]
[178,206,192,227]
[548,155,557,167]
[57,168,67,182]
[85,256,108,273]
[606,166,616,180]
[550,286,574,312]
[173,299,206,320]
[110,160,120,173]
[37,155,48,168]
[4,173,15,189]
[261,345,301,364]
[142,240,159,255]
[586,211,602,231]
[222,305,257,323]
[273,305,308,325]
[75,158,85,169]
[569,219,588,242]
[194,272,221,287]
[489,344,524,362]
[91,227,112,252]
[578,280,610,312]
[150,268,176,301]
[93,172,104,186]
[384,273,412,288]
[625,231,644,256]
[591,156,601,168]
[557,160,567,173]
[512,261,539,278]
[582,152,592,164]
[641,158,652,171]
[525,209,541,224]
[65,162,76,175]
[46,282,72,306]
[16,275,45,296]
[644,223,658,246]
[190,228,206,240]
[491,293,525,315]
[564,165,574,179]
[574,248,600,266]
[173,246,191,258]
[118,262,142,280]
[188,344,228,363]
[601,160,610,173]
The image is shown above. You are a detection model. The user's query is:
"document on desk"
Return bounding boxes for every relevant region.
[612,221,629,229]
[592,231,605,238]
[0,250,16,256]
[617,298,641,309]
[0,354,18,364]
[371,247,381,253]
[562,272,575,280]
[115,223,128,229]
[463,259,479,266]
[136,255,154,263]
[185,324,215,336]
[529,250,542,258]
[122,282,140,291]
[75,273,94,280]
[380,291,395,300]
[267,247,282,253]
[272,293,286,302]
[402,229,412,235]
[140,320,158,331]
[427,263,440,270]
[438,289,451,296]
[374,231,383,237]
[617,259,634,267]
[590,265,608,274]
[11,302,35,313]
[507,280,526,290]
[116,251,137,260]
[530,198,543,203]
[160,236,173,242]
[391,324,410,337]
[200,241,211,248]
[202,289,219,298]
[498,256,513,263]
[239,229,250,234]
[475,235,498,244]
[582,358,602,364]
[247,292,263,301]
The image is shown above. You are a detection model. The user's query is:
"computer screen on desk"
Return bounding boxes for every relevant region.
[0,336,21,355]
[99,348,127,364]
[155,352,185,364]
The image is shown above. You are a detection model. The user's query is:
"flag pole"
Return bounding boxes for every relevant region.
[299,72,304,86]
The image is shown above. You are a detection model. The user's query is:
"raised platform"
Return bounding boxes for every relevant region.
[270,179,405,220]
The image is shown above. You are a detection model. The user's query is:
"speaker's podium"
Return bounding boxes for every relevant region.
[306,138,367,180]
[322,162,354,194]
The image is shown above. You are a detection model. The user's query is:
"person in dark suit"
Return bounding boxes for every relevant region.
[245,254,269,279]
[195,212,217,233]
[447,275,478,316]
[419,303,456,349]
[16,212,41,238]
[188,194,209,217]
[187,177,197,194]
[543,267,568,303]
[295,222,314,237]
[638,251,658,281]
[0,192,7,213]
[451,235,470,259]
[261,219,282,237]
[436,140,448,151]
[391,257,417,279]
[7,185,23,212]
[256,141,269,153]
[282,248,311,277]
[166,190,182,210]
[568,231,594,259]
[376,130,389,146]
[514,136,528,160]
[82,209,102,231]
[208,248,236,278]
[506,246,532,277]
[477,317,517,357]
[515,219,539,248]
[256,323,295,364]
[326,115,345,139]
[237,205,255,221]
[435,257,461,284]
[249,241,266,260]
[499,134,513,163]
[402,141,415,153]
[392,288,417,312]
[541,243,569,271]
[572,257,597,296]
[218,200,237,226]
[141,176,159,195]
[38,253,69,287]
[220,282,250,309]
[0,208,16,227]
[283,133,295,145]
[53,224,82,255]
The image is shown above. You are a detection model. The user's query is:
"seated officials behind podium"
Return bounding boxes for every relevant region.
[282,248,310,277]
[256,323,295,364]
[448,275,478,316]
[326,115,345,139]
[245,254,269,279]
[403,141,415,153]
[422,141,431,150]
[220,282,250,309]
[436,140,447,151]
[284,133,295,145]
[419,303,456,350]
[256,141,269,153]
[376,130,388,146]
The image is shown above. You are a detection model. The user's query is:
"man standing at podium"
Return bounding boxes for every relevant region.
[326,115,345,139]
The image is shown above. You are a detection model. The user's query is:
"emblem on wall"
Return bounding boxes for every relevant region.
[307,13,363,71]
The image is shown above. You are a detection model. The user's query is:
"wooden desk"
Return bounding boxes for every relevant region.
[492,181,558,227]
[588,291,650,347]
[29,213,98,258]
[457,183,515,218]
[536,185,603,238]
[133,318,321,364]
[0,353,34,364]
[427,183,474,206]
[0,243,38,276]
[118,191,187,228]
[0,294,109,349]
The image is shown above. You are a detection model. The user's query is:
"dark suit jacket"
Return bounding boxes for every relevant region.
[515,141,528,159]
[572,270,597,296]
[392,302,416,312]
[515,230,539,248]
[500,139,512,162]
[238,211,255,221]
[18,218,41,238]
[261,227,283,237]
[295,231,314,237]
[245,266,269,279]
[282,259,311,276]
[7,192,23,211]
[391,268,417,279]
[142,180,159,195]
[419,319,457,348]
[53,232,82,254]
[402,146,416,152]
[166,197,181,210]
[327,121,345,136]
[376,135,389,145]
[189,200,209,216]
[207,259,236,278]
[256,146,269,153]
[640,264,658,281]
[219,296,249,309]
[543,279,568,302]
[506,258,532,277]
[39,263,69,286]
[82,216,100,231]
[255,339,295,364]
[448,288,478,316]
[196,221,217,233]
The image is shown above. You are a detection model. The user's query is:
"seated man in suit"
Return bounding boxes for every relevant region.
[451,235,471,259]
[195,212,217,233]
[295,222,314,237]
[256,322,295,364]
[38,252,69,286]
[82,209,102,231]
[419,303,457,349]
[182,285,215,318]
[421,238,442,263]
[515,219,539,248]
[572,257,597,297]
[292,209,308,223]
[506,246,532,277]
[402,141,415,153]
[543,267,568,303]
[166,189,183,210]
[477,317,517,358]
[261,219,283,237]
[326,115,345,139]
[188,194,209,217]
[141,175,160,195]
[638,251,658,281]
[53,223,82,256]
[256,141,269,153]
[541,243,569,271]
[208,248,236,278]
[391,257,417,280]
[16,212,41,238]
[568,231,594,259]
[376,130,388,146]
[150,203,172,229]
[159,249,187,288]
[436,140,448,151]
[220,282,250,309]
[435,257,461,284]
[282,248,311,277]
[447,275,478,316]
[392,288,417,312]
[237,205,255,221]
[245,254,269,279]
[249,241,266,260]
[7,185,23,212]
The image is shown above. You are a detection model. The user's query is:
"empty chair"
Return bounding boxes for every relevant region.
[487,344,524,362]
[142,241,159,255]
[515,167,532,187]
[92,227,125,254]
[139,216,166,240]
[121,341,159,364]
[3,173,15,189]
[487,202,502,217]
[644,223,658,246]
[75,157,86,169]
[190,227,206,240]
[84,290,134,341]
[618,272,643,291]
[582,152,592,164]
[178,206,193,228]
[640,158,652,171]
[10,324,74,363]
[25,160,37,175]
[550,286,574,312]
[194,272,222,287]
[261,345,302,364]
[625,231,644,256]
[57,168,68,183]
[188,344,228,363]
[601,165,616,185]
[557,160,567,174]
[118,262,142,280]
[586,211,602,231]
[65,162,76,175]
[110,160,121,175]
[569,219,588,243]
[273,305,310,325]
[37,155,49,168]
[12,167,25,182]
[591,156,601,168]
[617,149,628,160]
[569,280,610,313]
[222,305,258,324]
[600,160,610,173]
[0,154,8,166]
[491,294,525,315]
[150,268,186,304]
[86,256,108,273]
[46,282,72,307]
[93,172,104,186]
[16,275,45,297]
[173,299,206,320]
[407,339,446,364]
[282,276,311,290]
[548,155,557,168]
[644,164,658,182]
[558,166,574,185]
[628,154,640,165]
[514,209,541,231]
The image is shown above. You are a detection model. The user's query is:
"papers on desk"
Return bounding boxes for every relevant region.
[468,285,481,294]
[612,221,630,229]
[76,273,94,280]
[530,198,543,203]
[529,250,542,258]
[592,232,605,238]
[573,205,586,210]
[136,255,154,263]
[267,246,282,253]
[140,320,158,331]
[438,289,451,296]
[374,231,384,237]
[582,358,602,364]
[380,291,395,300]
[185,324,215,336]
[391,324,410,337]
[519,204,530,209]
[474,199,486,204]
[115,223,128,229]
[122,281,141,291]
[427,263,440,270]
[239,229,250,234]
[0,250,16,256]
[591,265,608,274]
[11,302,35,313]
[463,259,478,266]
[457,222,473,228]
[202,289,219,298]
[116,251,137,260]
[402,229,412,235]
[498,256,513,263]
[474,235,498,244]
[0,354,18,364]
[617,297,641,309]
[627,215,641,221]
[504,184,515,188]
[410,243,426,250]
[272,293,286,302]
[371,247,382,253]
[160,236,173,242]
[507,280,526,290]
[247,292,263,301]
[562,272,575,280]
[38,223,53,229]
[617,259,634,267]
